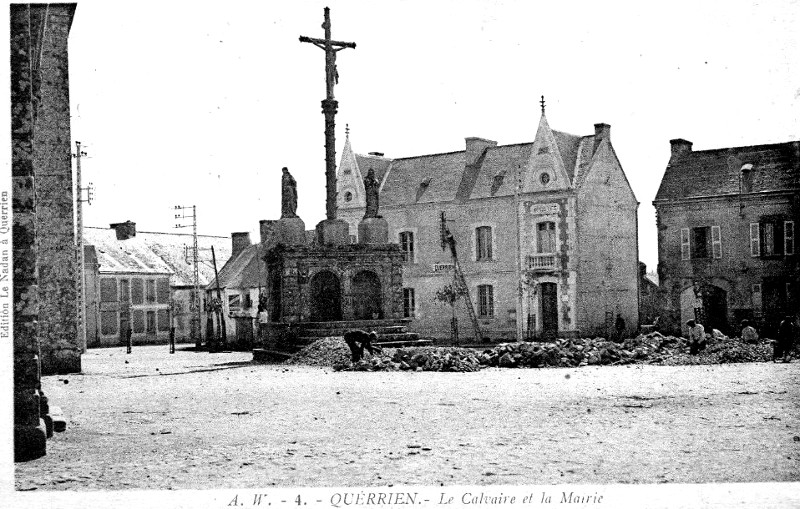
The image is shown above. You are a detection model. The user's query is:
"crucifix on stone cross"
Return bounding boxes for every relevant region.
[300,7,356,221]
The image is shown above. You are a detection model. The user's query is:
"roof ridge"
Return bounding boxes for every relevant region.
[684,140,800,154]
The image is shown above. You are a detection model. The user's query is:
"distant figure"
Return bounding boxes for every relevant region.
[614,314,626,342]
[343,329,382,362]
[686,319,706,355]
[257,304,270,341]
[740,320,759,343]
[363,168,380,218]
[774,315,796,363]
[281,167,298,218]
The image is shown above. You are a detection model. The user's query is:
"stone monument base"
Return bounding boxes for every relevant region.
[276,216,306,245]
[315,218,349,246]
[358,217,389,244]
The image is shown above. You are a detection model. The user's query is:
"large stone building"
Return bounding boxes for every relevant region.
[83,222,231,347]
[654,138,799,336]
[11,2,78,460]
[337,111,640,341]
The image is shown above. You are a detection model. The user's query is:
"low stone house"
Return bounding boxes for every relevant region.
[654,139,799,336]
[83,221,231,347]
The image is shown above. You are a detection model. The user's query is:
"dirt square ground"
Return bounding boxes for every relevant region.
[14,345,800,491]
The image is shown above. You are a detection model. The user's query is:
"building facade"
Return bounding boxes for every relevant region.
[654,139,799,336]
[83,222,231,347]
[337,112,640,341]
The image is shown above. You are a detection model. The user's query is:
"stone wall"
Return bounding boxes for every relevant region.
[656,192,799,335]
[31,4,80,375]
[11,2,78,461]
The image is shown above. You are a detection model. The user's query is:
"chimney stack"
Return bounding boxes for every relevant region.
[231,232,251,257]
[670,139,693,158]
[593,123,611,153]
[465,137,497,167]
[109,220,136,240]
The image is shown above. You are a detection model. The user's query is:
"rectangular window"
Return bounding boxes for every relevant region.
[399,231,414,263]
[119,279,130,303]
[228,294,241,311]
[146,311,156,333]
[750,223,760,257]
[403,288,416,318]
[691,226,710,259]
[681,228,690,260]
[711,225,722,259]
[133,309,145,333]
[100,310,118,335]
[176,315,185,331]
[157,279,170,303]
[785,221,795,256]
[763,222,776,256]
[100,278,118,303]
[131,278,144,305]
[478,284,494,318]
[157,309,170,332]
[146,280,157,303]
[476,226,493,261]
[537,222,556,254]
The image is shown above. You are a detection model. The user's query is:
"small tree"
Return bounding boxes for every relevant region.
[433,284,460,344]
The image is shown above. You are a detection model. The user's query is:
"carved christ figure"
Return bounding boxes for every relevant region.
[363,168,379,218]
[281,167,298,218]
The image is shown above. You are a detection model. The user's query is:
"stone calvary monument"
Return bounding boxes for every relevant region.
[255,8,417,357]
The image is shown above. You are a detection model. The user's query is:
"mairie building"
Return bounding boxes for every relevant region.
[336,111,640,341]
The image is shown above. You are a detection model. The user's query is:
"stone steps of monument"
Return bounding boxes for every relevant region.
[298,318,412,331]
[296,332,420,346]
[301,325,408,337]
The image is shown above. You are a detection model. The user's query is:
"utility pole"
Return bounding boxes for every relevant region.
[299,7,356,221]
[73,141,93,351]
[175,205,201,349]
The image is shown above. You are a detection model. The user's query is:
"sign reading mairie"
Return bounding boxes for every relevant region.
[524,202,559,215]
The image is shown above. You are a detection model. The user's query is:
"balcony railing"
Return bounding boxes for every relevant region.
[526,254,557,271]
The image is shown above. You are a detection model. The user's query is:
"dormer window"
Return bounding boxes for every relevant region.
[741,164,753,193]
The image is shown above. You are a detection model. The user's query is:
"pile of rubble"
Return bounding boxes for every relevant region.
[289,332,776,371]
[334,346,482,372]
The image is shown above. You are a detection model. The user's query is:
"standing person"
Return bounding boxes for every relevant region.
[686,319,706,355]
[775,315,796,363]
[257,304,270,342]
[740,320,759,343]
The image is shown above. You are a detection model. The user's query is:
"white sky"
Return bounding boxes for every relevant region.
[65,0,800,269]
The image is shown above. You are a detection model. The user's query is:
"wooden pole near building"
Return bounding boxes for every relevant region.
[211,246,226,348]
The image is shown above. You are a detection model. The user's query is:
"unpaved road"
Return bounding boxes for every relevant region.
[15,346,800,490]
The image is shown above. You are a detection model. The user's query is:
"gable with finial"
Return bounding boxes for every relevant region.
[521,110,572,193]
[337,125,366,210]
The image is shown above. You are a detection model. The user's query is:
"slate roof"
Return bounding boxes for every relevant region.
[84,227,232,287]
[355,154,392,186]
[369,125,596,206]
[655,141,800,202]
[209,244,267,291]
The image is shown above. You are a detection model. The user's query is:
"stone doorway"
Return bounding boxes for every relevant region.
[309,271,342,322]
[352,270,383,320]
[540,282,558,339]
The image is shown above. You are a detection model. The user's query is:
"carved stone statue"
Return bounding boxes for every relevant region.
[363,168,380,218]
[281,167,298,218]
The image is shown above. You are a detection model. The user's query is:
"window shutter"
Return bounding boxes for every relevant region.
[750,223,760,257]
[680,228,690,260]
[711,226,722,259]
[785,221,795,256]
